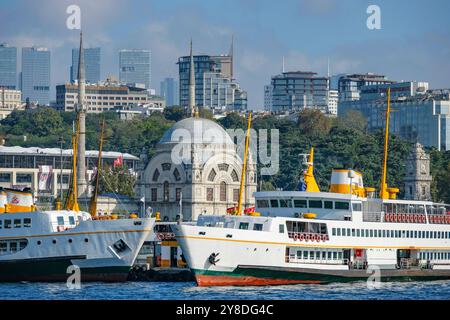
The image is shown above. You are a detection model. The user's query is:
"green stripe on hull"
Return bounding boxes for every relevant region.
[193,266,450,284]
[0,257,131,282]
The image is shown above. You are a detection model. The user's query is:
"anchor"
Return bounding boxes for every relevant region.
[208,252,220,265]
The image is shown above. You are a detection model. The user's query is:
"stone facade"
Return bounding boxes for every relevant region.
[404,142,432,201]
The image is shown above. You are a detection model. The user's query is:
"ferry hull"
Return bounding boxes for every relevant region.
[192,266,450,287]
[0,256,131,282]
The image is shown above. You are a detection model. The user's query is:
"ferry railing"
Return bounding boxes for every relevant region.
[286,256,348,266]
[362,211,383,222]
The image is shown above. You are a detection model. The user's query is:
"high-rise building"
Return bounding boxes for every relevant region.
[160,77,179,107]
[269,71,328,112]
[339,81,450,151]
[0,43,17,90]
[70,47,100,84]
[338,73,394,102]
[119,49,151,89]
[327,89,339,115]
[21,47,50,105]
[264,85,273,111]
[177,48,234,108]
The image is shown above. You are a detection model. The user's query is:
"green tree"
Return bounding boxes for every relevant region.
[297,109,332,136]
[164,106,185,122]
[98,165,136,197]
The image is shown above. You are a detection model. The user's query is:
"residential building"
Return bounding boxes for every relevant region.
[327,89,338,115]
[338,73,394,102]
[0,43,17,89]
[339,82,450,151]
[119,49,151,89]
[70,47,101,84]
[160,77,179,107]
[21,47,51,105]
[0,88,23,119]
[202,72,247,112]
[270,71,328,112]
[55,78,153,113]
[115,96,166,120]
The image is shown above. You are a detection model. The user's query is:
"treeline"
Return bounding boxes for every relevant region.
[0,107,448,203]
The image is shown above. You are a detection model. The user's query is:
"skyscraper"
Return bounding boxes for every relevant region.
[119,49,151,89]
[21,47,50,105]
[160,77,179,107]
[0,43,17,89]
[71,47,100,84]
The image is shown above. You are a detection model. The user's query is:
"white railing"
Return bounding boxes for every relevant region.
[286,256,348,265]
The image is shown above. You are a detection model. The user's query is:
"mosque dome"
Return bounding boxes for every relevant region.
[159,117,234,146]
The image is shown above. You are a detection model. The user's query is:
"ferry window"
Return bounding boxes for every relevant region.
[357,229,360,237]
[14,219,21,228]
[426,231,429,238]
[365,229,369,237]
[310,251,314,260]
[57,216,64,226]
[327,251,332,260]
[270,200,279,208]
[316,251,320,259]
[335,201,350,210]
[0,220,2,229]
[239,222,249,230]
[69,216,75,225]
[337,228,341,236]
[10,242,17,253]
[256,200,269,208]
[0,242,6,253]
[309,200,322,208]
[4,220,11,229]
[369,230,373,237]
[414,231,417,238]
[310,223,320,234]
[351,229,355,237]
[19,241,27,250]
[332,228,336,236]
[296,251,302,259]
[320,223,327,234]
[434,232,437,239]
[253,223,263,231]
[324,201,333,209]
[303,251,308,259]
[338,252,343,260]
[333,252,337,260]
[23,218,31,227]
[279,224,285,234]
[373,230,378,238]
[279,199,292,208]
[347,229,351,237]
[342,228,346,236]
[352,203,362,211]
[293,199,307,208]
[322,251,326,259]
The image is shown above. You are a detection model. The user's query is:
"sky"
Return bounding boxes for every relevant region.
[1,0,450,109]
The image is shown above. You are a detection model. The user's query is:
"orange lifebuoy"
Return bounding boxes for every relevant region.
[293,233,298,241]
[393,214,398,223]
[299,233,305,241]
[430,215,434,223]
[413,215,418,223]
[420,215,425,223]
[386,214,391,222]
[315,234,320,242]
[305,234,310,242]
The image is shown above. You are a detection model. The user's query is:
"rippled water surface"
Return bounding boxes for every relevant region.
[1,280,449,300]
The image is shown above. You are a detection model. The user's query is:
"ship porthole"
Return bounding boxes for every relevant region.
[52,240,56,244]
[84,238,89,243]
[37,241,42,245]
[68,239,73,243]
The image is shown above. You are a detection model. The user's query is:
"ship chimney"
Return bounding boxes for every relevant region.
[77,31,87,197]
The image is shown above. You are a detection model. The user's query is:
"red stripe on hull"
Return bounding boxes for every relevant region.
[195,274,322,286]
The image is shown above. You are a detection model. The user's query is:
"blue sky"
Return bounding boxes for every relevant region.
[1,0,449,108]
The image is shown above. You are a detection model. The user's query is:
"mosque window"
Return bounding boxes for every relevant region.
[218,163,229,172]
[233,189,239,202]
[173,168,181,181]
[208,169,217,182]
[231,170,239,182]
[162,163,171,171]
[220,182,227,202]
[151,188,157,201]
[207,188,214,201]
[163,182,169,202]
[176,188,181,201]
[152,169,160,182]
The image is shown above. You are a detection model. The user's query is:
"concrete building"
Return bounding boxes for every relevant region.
[115,97,166,120]
[139,117,257,221]
[71,47,101,84]
[339,82,450,151]
[55,79,153,113]
[0,43,17,90]
[0,146,139,203]
[0,88,23,119]
[404,142,432,201]
[270,71,328,112]
[21,47,51,105]
[264,85,273,111]
[119,49,151,89]
[177,42,245,112]
[327,89,338,115]
[338,73,394,102]
[160,77,179,107]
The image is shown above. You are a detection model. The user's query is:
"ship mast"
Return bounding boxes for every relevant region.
[65,115,80,212]
[380,87,391,200]
[237,112,252,215]
[88,119,105,216]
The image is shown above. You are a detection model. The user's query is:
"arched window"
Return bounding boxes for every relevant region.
[152,169,160,182]
[231,170,239,182]
[220,182,227,202]
[208,169,217,182]
[163,181,169,202]
[173,168,181,181]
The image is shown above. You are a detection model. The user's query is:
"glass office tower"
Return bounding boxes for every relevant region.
[0,43,17,89]
[71,47,101,84]
[21,47,50,105]
[119,49,151,89]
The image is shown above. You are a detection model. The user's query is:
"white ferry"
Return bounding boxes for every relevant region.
[0,188,154,282]
[174,93,450,286]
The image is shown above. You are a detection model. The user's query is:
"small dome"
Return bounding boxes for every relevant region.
[159,117,234,145]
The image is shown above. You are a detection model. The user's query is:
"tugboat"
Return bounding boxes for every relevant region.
[174,89,450,286]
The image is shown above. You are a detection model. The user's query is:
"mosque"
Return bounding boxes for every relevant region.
[138,42,256,221]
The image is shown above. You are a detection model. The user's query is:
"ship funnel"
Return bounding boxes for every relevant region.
[4,188,34,213]
[329,169,365,197]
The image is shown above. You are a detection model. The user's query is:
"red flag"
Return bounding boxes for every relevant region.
[113,155,123,168]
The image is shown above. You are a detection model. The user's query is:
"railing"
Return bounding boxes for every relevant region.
[362,211,383,222]
[286,256,347,265]
[287,232,329,242]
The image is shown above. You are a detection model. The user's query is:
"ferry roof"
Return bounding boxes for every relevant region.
[254,191,362,201]
[0,146,139,161]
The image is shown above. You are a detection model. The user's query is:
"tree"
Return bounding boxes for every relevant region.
[338,110,368,132]
[218,112,247,129]
[164,106,185,122]
[297,109,332,136]
[98,165,136,197]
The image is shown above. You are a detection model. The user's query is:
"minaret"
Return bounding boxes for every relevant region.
[188,40,196,117]
[77,31,87,197]
[229,35,234,79]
